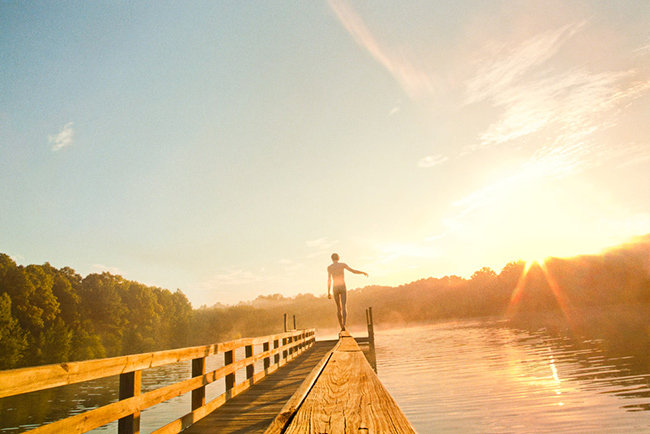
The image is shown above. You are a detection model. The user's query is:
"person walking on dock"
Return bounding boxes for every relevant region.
[327,253,368,331]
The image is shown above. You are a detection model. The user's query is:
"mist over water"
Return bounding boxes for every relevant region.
[4,315,650,433]
[376,318,650,433]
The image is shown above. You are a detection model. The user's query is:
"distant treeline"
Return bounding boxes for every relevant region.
[244,236,650,333]
[1,235,649,369]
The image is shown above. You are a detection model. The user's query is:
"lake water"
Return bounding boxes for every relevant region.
[2,318,650,433]
[376,319,650,433]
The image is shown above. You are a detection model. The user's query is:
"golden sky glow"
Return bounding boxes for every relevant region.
[2,1,649,305]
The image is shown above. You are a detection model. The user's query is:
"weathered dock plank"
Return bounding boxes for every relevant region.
[180,340,336,434]
[267,332,416,434]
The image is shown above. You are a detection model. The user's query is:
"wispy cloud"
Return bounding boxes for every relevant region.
[454,19,650,217]
[330,4,650,240]
[9,253,25,264]
[306,237,334,248]
[200,268,265,287]
[328,0,438,99]
[614,144,650,168]
[91,264,123,275]
[453,137,650,222]
[474,68,649,149]
[464,21,650,154]
[464,22,585,105]
[418,154,448,168]
[277,258,305,273]
[360,238,444,278]
[306,237,339,258]
[48,122,75,151]
[633,42,650,55]
[424,230,452,243]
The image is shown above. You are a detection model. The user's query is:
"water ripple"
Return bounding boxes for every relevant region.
[376,320,650,433]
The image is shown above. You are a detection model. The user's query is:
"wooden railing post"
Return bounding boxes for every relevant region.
[366,307,377,373]
[283,313,288,332]
[293,315,296,330]
[282,337,288,360]
[118,370,141,434]
[246,344,254,380]
[225,350,235,395]
[263,340,271,370]
[191,357,206,410]
[367,307,375,349]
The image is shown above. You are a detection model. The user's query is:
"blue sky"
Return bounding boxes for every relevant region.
[2,1,650,306]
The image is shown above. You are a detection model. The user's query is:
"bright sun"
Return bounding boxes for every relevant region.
[463,174,644,268]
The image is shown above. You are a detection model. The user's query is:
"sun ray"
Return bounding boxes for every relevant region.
[538,261,581,336]
[506,256,582,337]
[506,259,536,317]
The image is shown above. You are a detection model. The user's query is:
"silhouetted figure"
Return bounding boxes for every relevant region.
[327,253,368,331]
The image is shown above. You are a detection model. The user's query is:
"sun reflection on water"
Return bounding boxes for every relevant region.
[376,320,650,433]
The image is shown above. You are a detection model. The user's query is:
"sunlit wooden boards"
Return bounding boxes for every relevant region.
[269,332,417,434]
[180,341,336,434]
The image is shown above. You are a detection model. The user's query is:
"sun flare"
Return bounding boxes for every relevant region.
[506,256,582,337]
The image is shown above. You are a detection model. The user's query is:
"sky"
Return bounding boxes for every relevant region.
[1,1,649,307]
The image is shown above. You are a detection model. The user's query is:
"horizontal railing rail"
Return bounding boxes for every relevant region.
[0,329,315,434]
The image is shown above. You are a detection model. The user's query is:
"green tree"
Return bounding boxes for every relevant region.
[24,265,60,324]
[121,282,162,354]
[0,265,61,364]
[44,263,82,327]
[70,327,106,361]
[0,293,28,368]
[41,317,73,363]
[80,273,126,356]
[0,253,16,281]
[156,289,193,349]
[0,266,45,335]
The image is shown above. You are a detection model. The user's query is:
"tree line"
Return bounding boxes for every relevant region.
[0,254,192,369]
[1,235,649,369]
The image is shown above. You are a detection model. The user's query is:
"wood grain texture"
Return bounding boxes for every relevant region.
[0,330,314,399]
[280,335,417,434]
[264,350,334,434]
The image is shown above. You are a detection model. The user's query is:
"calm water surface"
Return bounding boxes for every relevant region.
[376,319,650,433]
[3,320,650,433]
[0,346,254,433]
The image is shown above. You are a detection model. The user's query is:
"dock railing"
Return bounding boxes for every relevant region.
[0,329,315,434]
[264,328,416,434]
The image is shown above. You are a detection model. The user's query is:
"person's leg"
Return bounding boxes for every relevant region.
[340,288,347,329]
[333,287,344,329]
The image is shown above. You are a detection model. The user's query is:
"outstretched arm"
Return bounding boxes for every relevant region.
[345,265,369,277]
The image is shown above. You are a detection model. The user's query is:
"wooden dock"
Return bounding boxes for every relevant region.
[265,331,416,434]
[1,310,416,434]
[180,340,335,434]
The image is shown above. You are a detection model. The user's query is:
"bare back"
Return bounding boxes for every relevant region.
[327,262,351,288]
